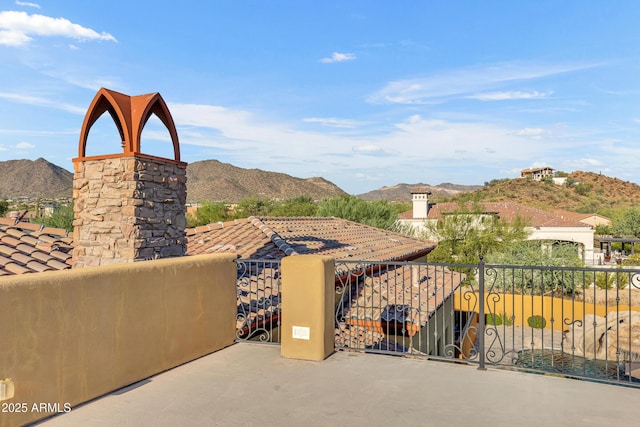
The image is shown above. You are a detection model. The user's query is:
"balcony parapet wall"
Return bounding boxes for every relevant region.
[0,253,237,427]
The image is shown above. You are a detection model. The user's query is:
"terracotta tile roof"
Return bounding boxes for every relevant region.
[0,218,73,276]
[401,202,590,228]
[521,166,553,173]
[552,209,610,223]
[0,215,435,277]
[198,218,435,341]
[553,209,591,221]
[410,187,432,194]
[398,210,415,220]
[187,216,436,261]
[187,218,280,259]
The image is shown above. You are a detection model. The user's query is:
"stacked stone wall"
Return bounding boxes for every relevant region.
[72,156,187,268]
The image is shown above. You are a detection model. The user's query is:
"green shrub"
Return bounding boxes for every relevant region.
[574,183,593,196]
[594,269,629,290]
[527,315,547,329]
[622,254,640,266]
[486,313,513,326]
[486,313,502,326]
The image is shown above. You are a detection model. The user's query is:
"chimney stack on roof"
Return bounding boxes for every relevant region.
[410,187,431,219]
[71,88,188,268]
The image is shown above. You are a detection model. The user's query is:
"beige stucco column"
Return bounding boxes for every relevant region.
[281,255,335,361]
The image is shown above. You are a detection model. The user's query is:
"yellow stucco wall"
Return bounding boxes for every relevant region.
[0,254,237,427]
[281,255,335,361]
[455,290,640,331]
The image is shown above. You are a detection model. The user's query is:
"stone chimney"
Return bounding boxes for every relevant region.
[410,188,431,219]
[72,88,187,268]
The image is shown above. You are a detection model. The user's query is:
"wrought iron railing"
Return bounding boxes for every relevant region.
[334,259,640,388]
[334,260,470,359]
[234,258,281,344]
[484,262,640,385]
[233,256,640,387]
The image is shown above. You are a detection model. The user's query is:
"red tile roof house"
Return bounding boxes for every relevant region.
[397,188,596,264]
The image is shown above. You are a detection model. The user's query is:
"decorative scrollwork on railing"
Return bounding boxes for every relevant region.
[484,266,500,294]
[234,259,282,343]
[456,324,479,362]
[461,288,479,312]
[562,318,583,353]
[484,324,508,364]
[630,273,640,290]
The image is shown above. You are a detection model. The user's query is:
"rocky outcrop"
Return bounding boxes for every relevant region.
[563,311,640,361]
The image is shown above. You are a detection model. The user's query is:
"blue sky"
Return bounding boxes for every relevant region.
[1,1,639,195]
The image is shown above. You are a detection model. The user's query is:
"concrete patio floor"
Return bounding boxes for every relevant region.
[34,343,640,427]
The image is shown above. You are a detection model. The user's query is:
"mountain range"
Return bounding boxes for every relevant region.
[357,182,483,202]
[0,158,74,199]
[2,158,640,215]
[185,159,346,202]
[0,158,348,202]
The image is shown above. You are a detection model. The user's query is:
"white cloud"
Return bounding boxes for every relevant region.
[0,145,7,152]
[15,1,40,8]
[320,52,356,63]
[165,100,638,193]
[565,158,603,168]
[368,61,596,104]
[515,128,547,137]
[38,70,119,91]
[169,103,553,185]
[0,11,117,46]
[468,90,552,101]
[0,91,85,114]
[303,117,365,128]
[0,29,30,46]
[355,172,382,181]
[352,144,383,154]
[15,141,35,149]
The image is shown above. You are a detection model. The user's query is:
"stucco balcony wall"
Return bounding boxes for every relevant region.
[0,253,237,427]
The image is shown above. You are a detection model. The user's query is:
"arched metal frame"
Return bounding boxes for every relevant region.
[77,87,181,162]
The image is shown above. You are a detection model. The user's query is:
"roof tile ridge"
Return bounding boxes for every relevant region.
[188,217,252,234]
[249,216,298,256]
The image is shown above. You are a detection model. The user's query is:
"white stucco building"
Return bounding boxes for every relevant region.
[397,190,595,263]
[520,166,554,181]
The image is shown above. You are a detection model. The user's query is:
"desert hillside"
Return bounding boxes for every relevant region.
[186,159,346,202]
[0,158,73,199]
[358,182,482,202]
[453,171,640,213]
